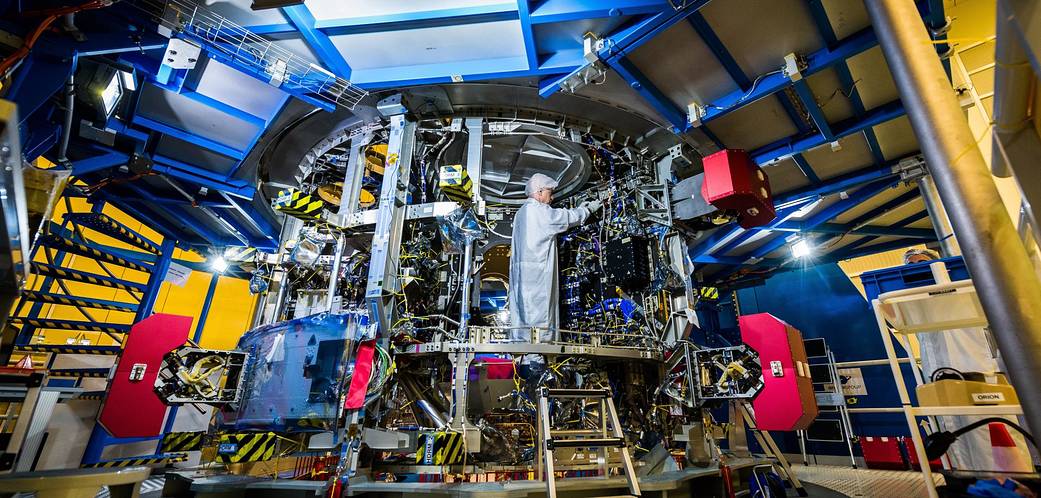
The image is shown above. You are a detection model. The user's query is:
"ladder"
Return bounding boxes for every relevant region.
[537,388,641,498]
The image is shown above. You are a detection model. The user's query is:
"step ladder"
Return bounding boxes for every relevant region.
[537,388,641,498]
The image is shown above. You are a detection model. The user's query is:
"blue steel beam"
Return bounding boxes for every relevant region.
[316,4,519,35]
[688,158,910,259]
[530,0,669,24]
[122,184,236,245]
[609,57,688,130]
[695,27,877,126]
[751,99,905,165]
[354,57,576,89]
[733,178,897,263]
[131,116,247,160]
[516,1,538,70]
[806,0,886,164]
[72,152,129,177]
[769,222,935,239]
[687,12,810,134]
[835,210,931,254]
[791,79,834,139]
[842,189,920,228]
[541,0,713,97]
[282,5,353,78]
[687,12,750,88]
[790,154,821,183]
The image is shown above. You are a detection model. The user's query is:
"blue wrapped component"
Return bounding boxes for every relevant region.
[225,312,368,432]
[586,298,640,321]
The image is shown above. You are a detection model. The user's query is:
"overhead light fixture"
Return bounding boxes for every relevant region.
[99,73,123,116]
[119,70,136,92]
[211,256,229,274]
[790,238,812,259]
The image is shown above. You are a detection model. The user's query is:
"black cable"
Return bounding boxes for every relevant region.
[924,416,1038,461]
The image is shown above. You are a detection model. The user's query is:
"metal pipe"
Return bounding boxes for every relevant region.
[866,0,1041,437]
[992,0,1041,243]
[327,235,346,312]
[458,241,474,337]
[917,175,959,256]
[57,74,74,165]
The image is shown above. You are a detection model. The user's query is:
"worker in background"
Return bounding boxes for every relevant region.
[509,173,602,342]
[901,247,1032,473]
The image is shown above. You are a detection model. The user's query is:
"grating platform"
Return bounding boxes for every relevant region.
[792,464,944,498]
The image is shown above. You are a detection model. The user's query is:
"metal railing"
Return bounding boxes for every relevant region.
[129,0,367,110]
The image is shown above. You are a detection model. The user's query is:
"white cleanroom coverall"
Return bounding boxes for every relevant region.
[508,198,591,342]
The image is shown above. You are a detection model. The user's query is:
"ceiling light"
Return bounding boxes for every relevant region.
[791,239,812,259]
[211,256,229,273]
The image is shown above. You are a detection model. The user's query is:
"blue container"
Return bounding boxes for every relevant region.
[860,256,969,301]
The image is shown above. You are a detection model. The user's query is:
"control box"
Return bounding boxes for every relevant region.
[604,236,651,290]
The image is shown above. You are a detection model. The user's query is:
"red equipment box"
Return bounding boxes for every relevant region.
[700,149,776,228]
[99,314,192,438]
[739,313,818,431]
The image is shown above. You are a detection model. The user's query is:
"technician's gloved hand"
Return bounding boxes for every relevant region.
[581,200,603,214]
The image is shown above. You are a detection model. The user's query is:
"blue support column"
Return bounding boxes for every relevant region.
[194,272,220,341]
[135,238,176,322]
[792,79,834,140]
[516,0,538,70]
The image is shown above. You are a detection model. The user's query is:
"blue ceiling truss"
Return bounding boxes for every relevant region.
[6,0,949,273]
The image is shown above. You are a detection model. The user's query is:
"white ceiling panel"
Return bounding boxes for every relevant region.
[330,21,525,70]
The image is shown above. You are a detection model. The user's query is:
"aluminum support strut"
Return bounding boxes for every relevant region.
[917,175,959,257]
[365,112,417,336]
[866,0,1041,436]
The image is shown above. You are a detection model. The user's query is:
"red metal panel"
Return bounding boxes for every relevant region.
[739,313,818,430]
[700,149,776,228]
[99,314,191,437]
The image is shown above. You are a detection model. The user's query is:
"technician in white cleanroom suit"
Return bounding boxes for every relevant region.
[509,173,602,342]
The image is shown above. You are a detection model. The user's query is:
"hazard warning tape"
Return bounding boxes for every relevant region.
[161,432,205,453]
[273,189,325,220]
[21,291,134,312]
[699,287,720,300]
[439,165,473,205]
[8,317,130,334]
[68,213,160,254]
[30,263,146,293]
[14,344,121,355]
[78,391,106,400]
[83,453,188,468]
[417,432,464,465]
[215,432,278,464]
[39,234,151,272]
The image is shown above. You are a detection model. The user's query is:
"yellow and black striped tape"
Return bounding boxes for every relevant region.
[439,165,473,205]
[22,291,133,312]
[70,213,160,254]
[8,318,128,334]
[30,264,144,293]
[78,391,106,400]
[40,234,151,272]
[83,453,188,468]
[273,189,326,220]
[14,345,120,355]
[50,369,109,378]
[162,432,205,452]
[699,287,720,300]
[416,432,464,465]
[215,432,278,464]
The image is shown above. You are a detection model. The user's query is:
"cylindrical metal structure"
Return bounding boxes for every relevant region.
[866,0,1041,435]
[327,236,346,312]
[917,175,959,257]
[458,241,475,337]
